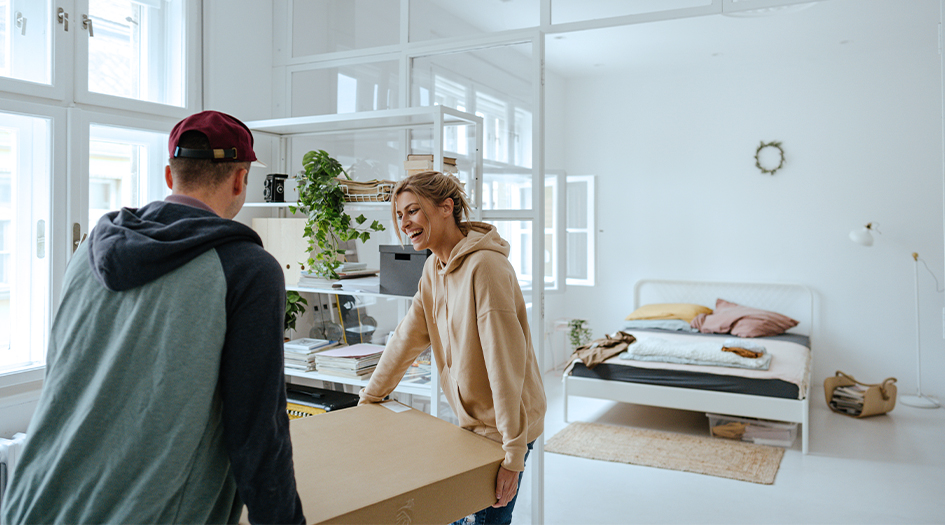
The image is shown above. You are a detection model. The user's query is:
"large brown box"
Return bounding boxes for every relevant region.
[252,402,505,524]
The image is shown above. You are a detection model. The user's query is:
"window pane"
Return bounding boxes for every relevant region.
[0,112,50,371]
[292,0,399,56]
[0,0,52,85]
[89,125,169,229]
[551,0,713,24]
[486,220,532,292]
[412,42,534,211]
[291,61,400,117]
[409,0,539,42]
[88,0,185,106]
[567,179,588,228]
[567,231,588,279]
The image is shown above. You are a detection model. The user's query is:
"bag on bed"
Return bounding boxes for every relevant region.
[823,371,897,418]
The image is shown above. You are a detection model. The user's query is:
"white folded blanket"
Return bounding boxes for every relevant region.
[620,336,771,370]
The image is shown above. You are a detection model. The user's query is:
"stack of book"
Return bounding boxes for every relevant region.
[284,338,340,372]
[314,343,385,379]
[403,154,458,176]
[829,383,867,416]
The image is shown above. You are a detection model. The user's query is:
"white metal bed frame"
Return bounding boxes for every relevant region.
[563,279,814,454]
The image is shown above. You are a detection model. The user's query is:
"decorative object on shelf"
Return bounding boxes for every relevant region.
[338,179,395,202]
[754,141,785,175]
[849,223,942,408]
[284,290,307,338]
[568,319,592,349]
[290,149,386,280]
[263,173,288,202]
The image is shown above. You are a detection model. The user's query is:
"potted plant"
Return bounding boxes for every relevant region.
[290,149,385,280]
[568,319,592,349]
[284,290,308,340]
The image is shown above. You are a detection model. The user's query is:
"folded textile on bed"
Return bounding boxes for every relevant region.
[620,336,771,370]
[568,331,637,370]
[722,337,766,358]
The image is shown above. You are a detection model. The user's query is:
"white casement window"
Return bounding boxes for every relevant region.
[543,173,597,291]
[0,110,50,373]
[0,2,195,380]
[566,175,596,287]
[82,0,190,109]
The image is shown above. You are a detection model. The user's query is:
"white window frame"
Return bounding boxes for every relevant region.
[68,109,176,254]
[74,0,201,118]
[0,0,72,102]
[0,99,65,385]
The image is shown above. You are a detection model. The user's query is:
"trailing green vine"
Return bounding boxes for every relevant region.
[289,150,385,280]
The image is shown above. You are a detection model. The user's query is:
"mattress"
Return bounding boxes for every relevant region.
[568,329,811,400]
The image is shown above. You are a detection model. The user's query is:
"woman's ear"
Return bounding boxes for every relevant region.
[439,197,455,217]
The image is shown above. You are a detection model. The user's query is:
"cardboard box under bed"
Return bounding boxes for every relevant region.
[248,402,506,524]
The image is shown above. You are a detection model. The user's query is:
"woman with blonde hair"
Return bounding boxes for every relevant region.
[360,170,546,525]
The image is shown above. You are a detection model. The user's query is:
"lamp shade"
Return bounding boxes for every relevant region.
[849,223,875,246]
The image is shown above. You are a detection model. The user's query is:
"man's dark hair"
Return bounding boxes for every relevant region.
[168,130,250,190]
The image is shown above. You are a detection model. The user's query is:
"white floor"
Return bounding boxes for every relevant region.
[509,370,945,525]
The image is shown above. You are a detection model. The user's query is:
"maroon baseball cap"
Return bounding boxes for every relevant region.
[169,110,258,163]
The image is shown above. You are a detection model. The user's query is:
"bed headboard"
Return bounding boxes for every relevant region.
[633,279,813,337]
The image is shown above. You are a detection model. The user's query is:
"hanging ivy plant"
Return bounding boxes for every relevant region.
[289,150,385,280]
[284,290,307,337]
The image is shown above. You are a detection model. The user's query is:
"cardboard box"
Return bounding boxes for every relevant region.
[247,402,505,524]
[378,245,431,297]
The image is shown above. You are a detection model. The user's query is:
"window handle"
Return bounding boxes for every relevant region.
[72,223,87,253]
[14,12,26,36]
[82,14,93,37]
[57,7,68,31]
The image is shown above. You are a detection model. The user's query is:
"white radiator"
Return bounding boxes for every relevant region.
[0,433,27,511]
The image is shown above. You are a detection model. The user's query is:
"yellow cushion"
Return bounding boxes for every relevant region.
[625,303,713,323]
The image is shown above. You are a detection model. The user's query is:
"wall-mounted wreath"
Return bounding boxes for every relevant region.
[755,141,785,175]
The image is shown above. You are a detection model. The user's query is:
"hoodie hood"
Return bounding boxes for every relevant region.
[87,199,262,291]
[437,221,510,276]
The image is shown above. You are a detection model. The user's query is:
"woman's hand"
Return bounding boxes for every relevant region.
[492,466,519,508]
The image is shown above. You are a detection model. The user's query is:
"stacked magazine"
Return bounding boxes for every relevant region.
[314,343,385,379]
[829,383,867,416]
[284,338,340,372]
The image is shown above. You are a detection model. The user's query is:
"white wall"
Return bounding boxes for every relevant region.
[202,0,273,120]
[544,2,945,399]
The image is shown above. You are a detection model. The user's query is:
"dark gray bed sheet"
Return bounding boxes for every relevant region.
[568,329,810,400]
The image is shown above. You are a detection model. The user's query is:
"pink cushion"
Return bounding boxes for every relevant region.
[690,298,799,338]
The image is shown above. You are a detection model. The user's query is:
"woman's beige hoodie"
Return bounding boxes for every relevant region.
[360,222,546,471]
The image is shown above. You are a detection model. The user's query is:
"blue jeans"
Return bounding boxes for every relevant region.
[453,440,534,525]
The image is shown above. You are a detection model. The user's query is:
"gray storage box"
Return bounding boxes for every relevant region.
[379,244,431,296]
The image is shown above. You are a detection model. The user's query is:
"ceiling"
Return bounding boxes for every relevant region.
[544,0,939,77]
[422,0,940,78]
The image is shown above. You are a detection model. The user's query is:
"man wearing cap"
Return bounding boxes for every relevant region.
[1,111,305,524]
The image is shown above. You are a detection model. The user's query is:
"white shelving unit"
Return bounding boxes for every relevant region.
[245,106,484,418]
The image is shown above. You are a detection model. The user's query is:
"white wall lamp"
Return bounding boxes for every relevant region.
[850,223,941,408]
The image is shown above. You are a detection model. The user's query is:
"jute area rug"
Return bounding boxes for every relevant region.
[545,422,784,485]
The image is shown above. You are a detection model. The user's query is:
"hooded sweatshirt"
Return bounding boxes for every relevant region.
[0,196,304,525]
[360,222,546,471]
